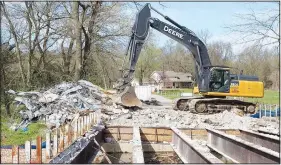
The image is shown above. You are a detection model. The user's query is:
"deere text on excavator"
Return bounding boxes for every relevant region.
[113,3,264,114]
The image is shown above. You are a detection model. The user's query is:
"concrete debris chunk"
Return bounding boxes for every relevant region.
[61,86,83,96]
[7,80,107,131]
[6,89,16,95]
[38,92,59,103]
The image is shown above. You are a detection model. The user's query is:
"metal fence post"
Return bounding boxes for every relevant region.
[93,113,96,124]
[59,128,64,152]
[12,145,19,164]
[46,132,51,160]
[275,105,278,117]
[259,104,261,118]
[264,104,267,117]
[80,117,84,135]
[73,119,77,142]
[87,115,90,131]
[89,113,92,127]
[53,129,58,157]
[25,141,31,163]
[269,105,271,121]
[77,117,80,136]
[36,136,42,163]
[83,116,86,134]
[65,124,69,147]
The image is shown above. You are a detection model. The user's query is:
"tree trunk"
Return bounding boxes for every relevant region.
[2,64,11,116]
[36,2,51,70]
[81,1,102,79]
[100,63,108,90]
[102,74,107,90]
[139,64,144,85]
[4,93,11,117]
[0,44,3,114]
[61,38,74,75]
[72,2,82,81]
[25,2,33,87]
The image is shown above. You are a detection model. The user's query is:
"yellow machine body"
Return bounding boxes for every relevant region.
[193,80,264,98]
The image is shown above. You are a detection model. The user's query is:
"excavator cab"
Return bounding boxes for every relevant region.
[194,66,231,95]
[208,67,231,93]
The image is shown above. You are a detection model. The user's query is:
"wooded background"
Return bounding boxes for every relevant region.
[0,2,279,116]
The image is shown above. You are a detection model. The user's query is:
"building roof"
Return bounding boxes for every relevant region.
[152,71,193,83]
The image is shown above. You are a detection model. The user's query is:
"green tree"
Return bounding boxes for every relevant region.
[135,42,162,85]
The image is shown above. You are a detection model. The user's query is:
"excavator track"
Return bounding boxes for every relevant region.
[173,97,256,114]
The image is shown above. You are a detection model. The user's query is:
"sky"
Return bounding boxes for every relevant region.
[138,2,279,54]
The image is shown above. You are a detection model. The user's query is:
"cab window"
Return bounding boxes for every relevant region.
[209,69,230,92]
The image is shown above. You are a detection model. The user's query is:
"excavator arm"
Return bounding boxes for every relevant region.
[114,3,214,107]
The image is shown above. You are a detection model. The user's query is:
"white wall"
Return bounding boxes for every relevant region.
[135,86,152,101]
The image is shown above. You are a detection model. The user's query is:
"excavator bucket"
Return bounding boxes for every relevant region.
[115,86,142,108]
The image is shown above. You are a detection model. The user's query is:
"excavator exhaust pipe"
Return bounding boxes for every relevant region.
[115,86,142,108]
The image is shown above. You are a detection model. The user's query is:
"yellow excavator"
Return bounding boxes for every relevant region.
[113,3,264,114]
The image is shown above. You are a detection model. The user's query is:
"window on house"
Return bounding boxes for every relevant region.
[182,82,188,87]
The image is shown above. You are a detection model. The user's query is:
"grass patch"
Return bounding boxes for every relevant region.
[158,89,279,104]
[157,88,194,100]
[245,90,279,104]
[1,117,47,146]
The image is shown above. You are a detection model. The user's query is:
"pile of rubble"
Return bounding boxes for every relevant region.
[7,80,280,135]
[7,80,106,130]
[106,106,280,132]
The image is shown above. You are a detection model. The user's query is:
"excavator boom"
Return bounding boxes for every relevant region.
[114,3,211,107]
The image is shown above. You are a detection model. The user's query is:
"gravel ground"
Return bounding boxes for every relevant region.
[150,94,172,106]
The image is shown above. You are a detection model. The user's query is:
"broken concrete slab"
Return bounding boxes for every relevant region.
[7,80,107,131]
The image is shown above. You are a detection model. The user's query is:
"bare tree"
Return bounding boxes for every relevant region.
[1,2,26,86]
[136,43,162,85]
[226,3,279,47]
[207,41,234,66]
[72,2,83,81]
[35,2,58,70]
[197,29,212,46]
[160,41,195,77]
[234,44,278,89]
[80,1,102,79]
